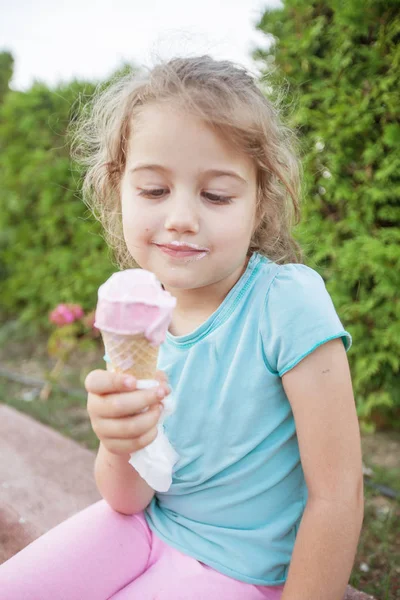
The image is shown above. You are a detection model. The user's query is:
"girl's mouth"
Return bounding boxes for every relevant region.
[154,242,209,261]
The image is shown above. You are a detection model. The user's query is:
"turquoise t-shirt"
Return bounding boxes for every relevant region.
[105,253,352,585]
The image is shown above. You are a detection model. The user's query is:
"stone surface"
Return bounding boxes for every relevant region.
[0,404,100,563]
[0,405,375,598]
[0,502,41,564]
[344,589,375,600]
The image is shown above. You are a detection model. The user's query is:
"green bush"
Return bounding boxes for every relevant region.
[1,30,399,429]
[254,0,400,428]
[0,76,115,330]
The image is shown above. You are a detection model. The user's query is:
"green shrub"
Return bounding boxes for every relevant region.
[254,0,400,428]
[0,77,115,330]
[1,32,399,429]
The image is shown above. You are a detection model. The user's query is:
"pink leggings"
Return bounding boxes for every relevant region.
[0,500,284,600]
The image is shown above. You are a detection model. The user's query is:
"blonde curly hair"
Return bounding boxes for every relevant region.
[71,55,303,268]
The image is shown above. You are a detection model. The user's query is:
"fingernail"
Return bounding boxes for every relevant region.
[124,376,136,389]
[156,387,165,399]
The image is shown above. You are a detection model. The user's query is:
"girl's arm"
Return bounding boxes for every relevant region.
[280,338,364,600]
[94,442,155,515]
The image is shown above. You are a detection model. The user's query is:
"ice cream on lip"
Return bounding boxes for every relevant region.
[154,240,210,252]
[94,269,176,344]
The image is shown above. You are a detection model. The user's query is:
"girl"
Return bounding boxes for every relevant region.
[0,56,363,600]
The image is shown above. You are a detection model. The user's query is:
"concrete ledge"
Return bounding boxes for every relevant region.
[0,404,100,563]
[0,502,41,564]
[345,591,375,600]
[0,405,374,598]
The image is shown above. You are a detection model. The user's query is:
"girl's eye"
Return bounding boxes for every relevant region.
[138,188,167,198]
[137,189,232,204]
[203,192,233,204]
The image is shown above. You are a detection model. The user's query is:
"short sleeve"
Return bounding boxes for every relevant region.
[260,263,352,377]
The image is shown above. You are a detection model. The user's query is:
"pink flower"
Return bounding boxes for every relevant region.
[69,304,84,320]
[49,303,84,327]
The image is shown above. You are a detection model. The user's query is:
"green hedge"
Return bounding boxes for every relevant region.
[254,0,400,428]
[0,78,115,329]
[1,26,399,428]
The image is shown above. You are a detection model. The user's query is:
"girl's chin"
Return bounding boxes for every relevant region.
[160,270,210,291]
[159,277,198,291]
[131,255,207,289]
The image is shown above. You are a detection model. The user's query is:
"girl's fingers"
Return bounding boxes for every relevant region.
[85,369,138,395]
[89,385,167,419]
[96,404,162,440]
[85,369,169,396]
[103,426,159,455]
[155,370,168,383]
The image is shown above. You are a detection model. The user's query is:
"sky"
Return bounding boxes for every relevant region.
[0,0,281,91]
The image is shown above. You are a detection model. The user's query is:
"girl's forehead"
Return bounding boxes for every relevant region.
[127,103,255,178]
[132,102,208,138]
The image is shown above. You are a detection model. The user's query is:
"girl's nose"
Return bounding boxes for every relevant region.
[164,194,200,234]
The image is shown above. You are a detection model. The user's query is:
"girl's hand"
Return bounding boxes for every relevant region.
[85,369,170,456]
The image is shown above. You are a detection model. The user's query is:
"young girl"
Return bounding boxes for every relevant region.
[0,56,363,600]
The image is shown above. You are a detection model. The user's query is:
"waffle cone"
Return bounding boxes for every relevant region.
[101,331,159,380]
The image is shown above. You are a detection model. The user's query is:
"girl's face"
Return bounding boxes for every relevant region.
[120,103,258,295]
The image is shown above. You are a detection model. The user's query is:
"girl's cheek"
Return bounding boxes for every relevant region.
[123,213,157,250]
[123,202,145,228]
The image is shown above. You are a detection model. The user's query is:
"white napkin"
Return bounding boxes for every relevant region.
[128,379,179,492]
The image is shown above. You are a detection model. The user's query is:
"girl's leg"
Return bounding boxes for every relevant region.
[110,530,284,600]
[0,500,152,600]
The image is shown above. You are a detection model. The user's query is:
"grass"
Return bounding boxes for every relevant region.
[0,379,99,450]
[350,485,400,599]
[0,321,399,599]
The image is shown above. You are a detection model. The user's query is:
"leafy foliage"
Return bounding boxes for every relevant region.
[1,23,399,428]
[0,66,115,330]
[254,0,400,428]
[0,51,14,104]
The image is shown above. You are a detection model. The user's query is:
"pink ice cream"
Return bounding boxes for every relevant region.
[94,269,176,345]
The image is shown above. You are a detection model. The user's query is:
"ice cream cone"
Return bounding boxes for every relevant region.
[94,268,178,492]
[101,331,159,381]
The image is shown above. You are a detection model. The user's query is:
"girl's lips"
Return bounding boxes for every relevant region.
[158,245,208,259]
[154,243,209,261]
